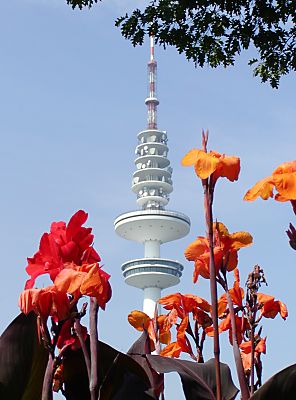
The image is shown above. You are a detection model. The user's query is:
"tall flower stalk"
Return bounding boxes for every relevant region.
[201,131,222,400]
[182,130,248,398]
[89,298,99,400]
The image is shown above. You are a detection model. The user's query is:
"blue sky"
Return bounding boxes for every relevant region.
[0,1,295,398]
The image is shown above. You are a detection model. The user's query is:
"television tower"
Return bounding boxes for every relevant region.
[114,37,190,317]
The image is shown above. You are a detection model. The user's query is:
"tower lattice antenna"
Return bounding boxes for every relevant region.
[146,35,159,129]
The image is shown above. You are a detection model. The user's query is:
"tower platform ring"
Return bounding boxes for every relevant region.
[114,209,190,243]
[122,257,183,289]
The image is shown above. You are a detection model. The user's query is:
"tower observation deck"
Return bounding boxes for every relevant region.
[114,36,190,317]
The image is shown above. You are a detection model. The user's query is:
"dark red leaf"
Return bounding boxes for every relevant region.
[250,363,296,400]
[0,313,48,400]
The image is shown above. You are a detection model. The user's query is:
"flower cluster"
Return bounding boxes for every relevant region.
[128,293,212,362]
[185,222,253,282]
[19,210,111,352]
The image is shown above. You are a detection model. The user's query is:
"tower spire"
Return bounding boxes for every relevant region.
[146,35,159,129]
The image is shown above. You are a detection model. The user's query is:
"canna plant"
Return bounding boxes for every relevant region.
[0,140,295,400]
[18,210,112,400]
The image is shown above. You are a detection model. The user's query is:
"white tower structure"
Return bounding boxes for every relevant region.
[114,37,190,317]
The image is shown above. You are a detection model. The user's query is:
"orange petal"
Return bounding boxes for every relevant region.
[226,250,238,272]
[159,330,171,345]
[229,282,244,307]
[234,268,240,284]
[219,314,231,333]
[177,316,193,355]
[160,341,182,358]
[274,193,289,202]
[214,222,230,236]
[159,293,182,309]
[217,294,228,317]
[54,268,85,296]
[255,338,266,354]
[205,326,214,336]
[241,352,252,371]
[19,288,40,315]
[193,309,212,328]
[194,151,220,179]
[80,265,111,309]
[273,172,296,200]
[163,309,179,331]
[257,293,275,304]
[184,237,209,261]
[184,294,211,313]
[272,160,296,175]
[244,176,274,201]
[215,155,240,182]
[128,310,150,331]
[239,340,252,354]
[279,301,288,320]
[230,231,253,250]
[260,299,280,319]
[181,149,201,166]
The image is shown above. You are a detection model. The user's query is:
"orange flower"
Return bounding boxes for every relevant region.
[160,316,194,359]
[128,310,171,346]
[257,293,288,320]
[54,263,112,310]
[176,316,193,356]
[206,314,248,345]
[159,293,211,317]
[239,338,266,372]
[218,269,244,317]
[158,293,212,359]
[19,286,71,320]
[185,223,252,282]
[182,149,240,184]
[185,236,223,282]
[244,160,296,211]
[128,310,150,331]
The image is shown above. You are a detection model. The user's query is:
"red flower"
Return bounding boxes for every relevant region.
[25,210,100,289]
[56,319,88,351]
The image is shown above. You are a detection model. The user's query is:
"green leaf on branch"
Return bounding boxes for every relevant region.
[66,0,101,10]
[115,1,296,88]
